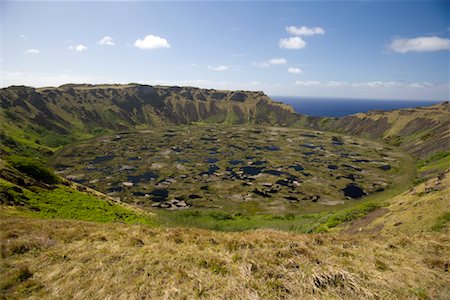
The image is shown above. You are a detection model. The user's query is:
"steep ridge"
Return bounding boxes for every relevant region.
[301,102,450,159]
[0,84,299,156]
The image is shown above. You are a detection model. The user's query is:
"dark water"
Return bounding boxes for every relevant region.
[272,96,441,117]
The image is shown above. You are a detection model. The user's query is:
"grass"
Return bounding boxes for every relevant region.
[418,150,450,176]
[154,201,383,233]
[1,216,449,299]
[431,212,450,232]
[342,168,450,234]
[0,179,154,225]
[5,155,60,184]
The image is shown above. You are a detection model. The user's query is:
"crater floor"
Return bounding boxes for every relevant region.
[51,125,408,214]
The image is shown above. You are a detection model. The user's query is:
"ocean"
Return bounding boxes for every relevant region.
[271,96,442,117]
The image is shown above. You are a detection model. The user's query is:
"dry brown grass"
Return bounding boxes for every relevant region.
[342,169,450,235]
[1,215,449,299]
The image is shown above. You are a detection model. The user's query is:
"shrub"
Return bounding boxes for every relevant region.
[15,267,33,282]
[6,156,60,184]
[209,211,234,221]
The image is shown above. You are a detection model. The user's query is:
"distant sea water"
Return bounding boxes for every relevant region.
[272,96,442,117]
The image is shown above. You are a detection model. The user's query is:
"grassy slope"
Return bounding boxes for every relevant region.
[417,150,450,181]
[0,180,154,225]
[0,158,154,225]
[1,216,449,299]
[304,101,450,159]
[342,168,450,235]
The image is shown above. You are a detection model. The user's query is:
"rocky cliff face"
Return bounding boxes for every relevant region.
[0,84,300,154]
[301,102,450,159]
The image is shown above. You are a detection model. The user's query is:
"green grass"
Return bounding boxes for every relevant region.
[6,155,60,184]
[418,150,450,173]
[431,212,450,232]
[154,201,383,233]
[0,180,154,225]
[155,209,318,232]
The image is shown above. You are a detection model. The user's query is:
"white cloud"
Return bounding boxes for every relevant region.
[208,65,229,71]
[288,80,449,100]
[295,80,320,86]
[288,67,302,74]
[358,81,403,88]
[407,82,435,88]
[254,58,287,67]
[98,36,115,46]
[294,80,440,89]
[68,44,88,52]
[388,36,450,53]
[25,49,39,54]
[325,81,348,87]
[144,79,264,92]
[268,58,287,65]
[286,26,325,36]
[20,34,28,40]
[134,35,171,50]
[279,37,306,49]
[1,71,113,88]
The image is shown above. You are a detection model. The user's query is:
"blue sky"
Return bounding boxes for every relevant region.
[1,1,449,100]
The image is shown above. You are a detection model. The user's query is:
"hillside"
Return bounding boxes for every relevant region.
[1,152,448,299]
[0,156,154,224]
[302,101,450,159]
[1,214,448,299]
[1,84,449,161]
[0,83,449,299]
[343,169,450,234]
[0,84,299,157]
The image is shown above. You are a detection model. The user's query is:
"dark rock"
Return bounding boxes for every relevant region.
[379,165,391,171]
[342,184,366,198]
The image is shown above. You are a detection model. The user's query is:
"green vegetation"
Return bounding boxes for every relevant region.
[418,150,450,172]
[51,125,412,215]
[320,202,381,230]
[0,179,154,225]
[416,150,450,182]
[5,155,59,184]
[155,201,383,233]
[431,212,450,232]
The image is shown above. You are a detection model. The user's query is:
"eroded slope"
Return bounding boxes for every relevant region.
[303,101,450,159]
